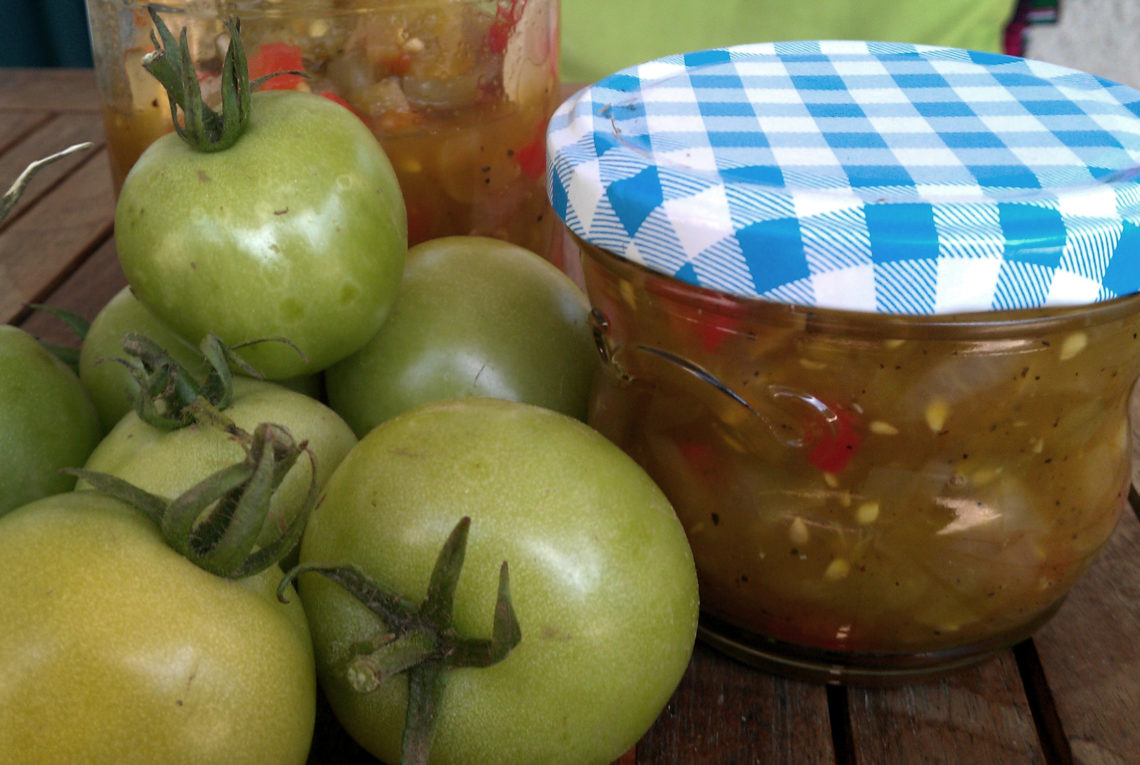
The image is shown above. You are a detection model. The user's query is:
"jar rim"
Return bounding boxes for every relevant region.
[580,235,1140,340]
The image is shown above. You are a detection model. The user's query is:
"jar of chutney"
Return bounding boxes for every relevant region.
[547,41,1140,683]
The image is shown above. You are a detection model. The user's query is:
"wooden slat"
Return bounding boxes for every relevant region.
[634,643,834,763]
[0,112,108,229]
[0,148,114,324]
[1030,509,1140,765]
[0,69,102,112]
[17,238,125,344]
[0,110,51,154]
[847,653,1045,763]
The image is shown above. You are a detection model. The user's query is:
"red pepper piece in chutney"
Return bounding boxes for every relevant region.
[514,121,549,180]
[806,402,863,474]
[697,314,740,352]
[249,42,306,90]
[247,44,365,120]
[686,309,743,353]
[486,0,527,53]
[676,437,718,478]
[382,49,414,76]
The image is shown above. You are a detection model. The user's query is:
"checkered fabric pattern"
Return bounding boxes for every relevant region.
[546,41,1140,313]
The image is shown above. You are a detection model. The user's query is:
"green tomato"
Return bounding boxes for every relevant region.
[298,398,699,765]
[82,376,356,548]
[0,490,315,764]
[325,236,598,437]
[115,90,407,379]
[0,325,102,516]
[79,286,322,432]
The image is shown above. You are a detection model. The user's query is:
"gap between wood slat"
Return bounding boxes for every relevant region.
[0,111,53,156]
[1013,640,1073,765]
[827,685,856,765]
[7,224,115,329]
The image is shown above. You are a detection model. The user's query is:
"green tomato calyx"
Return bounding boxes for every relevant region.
[25,303,90,373]
[279,517,522,765]
[68,421,318,579]
[111,331,299,430]
[112,332,248,429]
[143,9,287,152]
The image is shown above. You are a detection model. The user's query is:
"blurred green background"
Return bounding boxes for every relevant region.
[2,0,94,67]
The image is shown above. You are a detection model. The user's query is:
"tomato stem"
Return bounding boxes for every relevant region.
[67,421,318,579]
[346,630,436,693]
[143,8,253,152]
[402,664,445,765]
[112,332,271,430]
[278,517,521,765]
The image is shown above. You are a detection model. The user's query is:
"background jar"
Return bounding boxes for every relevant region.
[547,41,1140,683]
[85,0,560,256]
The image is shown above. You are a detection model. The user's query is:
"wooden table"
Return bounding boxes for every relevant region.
[4,68,1139,765]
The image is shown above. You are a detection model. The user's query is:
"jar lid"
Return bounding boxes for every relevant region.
[546,41,1140,313]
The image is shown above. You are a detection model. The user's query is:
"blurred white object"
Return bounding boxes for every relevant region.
[1027,0,1140,88]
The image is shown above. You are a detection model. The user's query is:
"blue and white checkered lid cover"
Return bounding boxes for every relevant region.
[546,41,1140,313]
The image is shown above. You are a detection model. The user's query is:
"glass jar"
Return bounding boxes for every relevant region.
[85,0,560,257]
[582,237,1140,682]
[546,41,1140,682]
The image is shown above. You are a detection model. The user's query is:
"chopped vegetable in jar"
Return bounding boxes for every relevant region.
[584,244,1140,657]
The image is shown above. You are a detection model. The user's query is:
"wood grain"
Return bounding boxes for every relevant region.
[16,238,125,343]
[847,653,1045,764]
[1030,510,1140,765]
[0,148,114,324]
[634,643,833,764]
[0,69,103,112]
[0,110,51,154]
